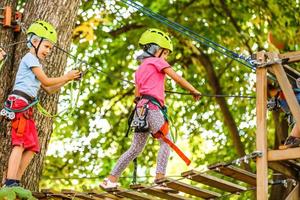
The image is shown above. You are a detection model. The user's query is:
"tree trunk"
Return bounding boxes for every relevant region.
[0,0,80,191]
[183,40,250,170]
[270,111,289,200]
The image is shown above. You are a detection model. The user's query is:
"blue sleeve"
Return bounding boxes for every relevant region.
[23,53,41,69]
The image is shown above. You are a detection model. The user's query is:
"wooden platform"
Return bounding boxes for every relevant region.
[268,147,300,162]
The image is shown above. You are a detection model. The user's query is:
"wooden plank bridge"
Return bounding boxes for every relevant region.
[32,153,300,199]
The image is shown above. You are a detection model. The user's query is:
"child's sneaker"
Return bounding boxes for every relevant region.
[99,178,118,190]
[279,136,300,149]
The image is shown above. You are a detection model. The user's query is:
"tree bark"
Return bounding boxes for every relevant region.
[0,0,80,191]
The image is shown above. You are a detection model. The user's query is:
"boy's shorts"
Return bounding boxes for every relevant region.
[279,92,300,114]
[7,95,40,153]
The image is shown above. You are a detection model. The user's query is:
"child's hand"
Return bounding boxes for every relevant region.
[191,89,201,101]
[0,48,7,61]
[65,69,82,81]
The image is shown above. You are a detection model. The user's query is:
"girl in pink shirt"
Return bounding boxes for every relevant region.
[100,28,200,189]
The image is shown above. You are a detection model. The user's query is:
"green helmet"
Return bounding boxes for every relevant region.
[27,20,57,43]
[139,28,173,52]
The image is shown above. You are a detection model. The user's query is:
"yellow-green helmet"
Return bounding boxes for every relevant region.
[139,28,173,52]
[27,20,57,43]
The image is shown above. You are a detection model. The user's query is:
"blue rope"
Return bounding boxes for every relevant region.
[4,99,39,113]
[120,0,257,70]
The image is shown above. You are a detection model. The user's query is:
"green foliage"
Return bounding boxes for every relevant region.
[40,0,300,199]
[0,187,36,200]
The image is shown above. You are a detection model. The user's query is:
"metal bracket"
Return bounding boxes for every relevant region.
[0,6,22,32]
[253,52,287,68]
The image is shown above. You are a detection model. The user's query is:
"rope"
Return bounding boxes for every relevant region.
[165,90,255,99]
[55,44,255,100]
[120,0,257,70]
[35,80,82,119]
[132,158,137,184]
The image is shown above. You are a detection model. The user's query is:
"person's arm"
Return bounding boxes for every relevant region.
[163,67,201,100]
[41,81,68,94]
[32,67,81,87]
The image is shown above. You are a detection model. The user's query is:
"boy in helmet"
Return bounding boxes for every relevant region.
[100,28,200,189]
[2,20,81,187]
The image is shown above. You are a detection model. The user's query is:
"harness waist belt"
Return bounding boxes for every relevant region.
[12,90,35,103]
[141,95,165,109]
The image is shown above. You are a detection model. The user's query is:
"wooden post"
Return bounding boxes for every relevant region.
[256,52,268,200]
[270,53,300,123]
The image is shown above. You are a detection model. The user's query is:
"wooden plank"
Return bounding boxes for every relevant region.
[41,189,72,199]
[104,187,159,200]
[181,170,246,193]
[285,184,299,200]
[283,65,300,79]
[268,161,300,180]
[88,190,122,200]
[271,57,300,123]
[32,192,47,199]
[279,51,300,64]
[208,163,256,185]
[268,147,300,161]
[157,178,221,199]
[256,64,268,200]
[130,184,191,200]
[61,189,98,200]
[284,160,300,171]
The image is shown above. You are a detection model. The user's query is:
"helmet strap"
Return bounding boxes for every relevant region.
[158,49,164,58]
[34,38,43,60]
[145,50,156,57]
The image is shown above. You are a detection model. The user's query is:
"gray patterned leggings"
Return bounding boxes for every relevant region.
[111,109,171,177]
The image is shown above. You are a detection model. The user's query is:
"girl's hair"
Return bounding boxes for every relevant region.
[136,43,160,62]
[26,34,42,48]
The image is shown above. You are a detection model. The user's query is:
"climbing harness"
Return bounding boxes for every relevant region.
[0,90,38,120]
[267,97,281,111]
[267,90,281,112]
[267,88,300,126]
[127,95,191,166]
[131,102,150,132]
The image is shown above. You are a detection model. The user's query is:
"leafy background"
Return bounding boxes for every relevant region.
[39,0,300,199]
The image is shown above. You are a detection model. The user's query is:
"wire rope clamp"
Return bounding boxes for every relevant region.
[251,151,263,158]
[255,51,267,68]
